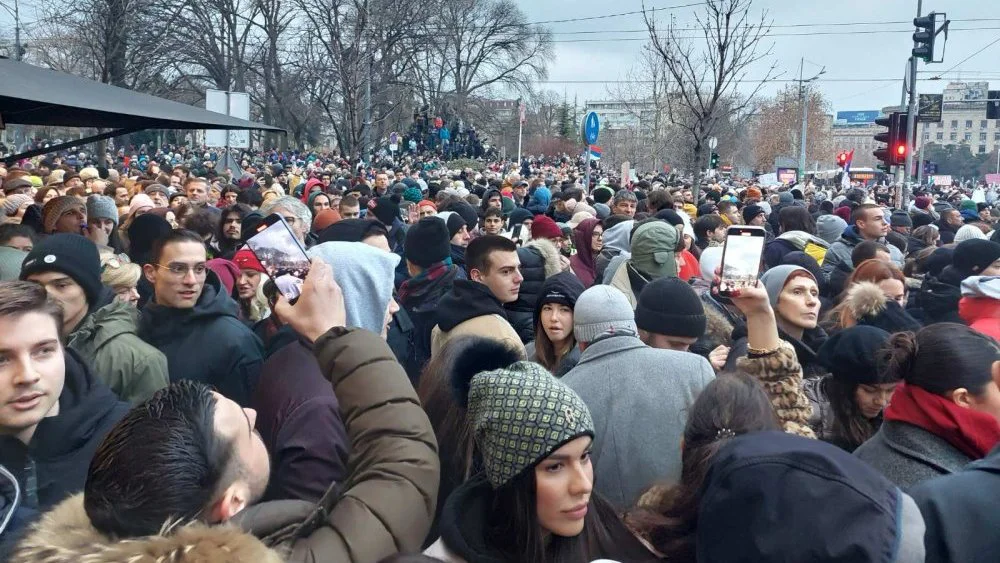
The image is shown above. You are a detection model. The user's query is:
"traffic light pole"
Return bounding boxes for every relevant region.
[903,1,922,204]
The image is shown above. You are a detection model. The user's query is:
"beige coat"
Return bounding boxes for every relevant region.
[431,313,525,358]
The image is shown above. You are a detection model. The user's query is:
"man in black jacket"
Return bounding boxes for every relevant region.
[138,229,264,406]
[0,281,128,516]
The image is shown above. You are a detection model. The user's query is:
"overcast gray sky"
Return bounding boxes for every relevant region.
[515,0,1000,114]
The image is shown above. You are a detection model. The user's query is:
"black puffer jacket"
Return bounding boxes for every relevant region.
[912,266,966,325]
[139,272,264,406]
[505,238,565,343]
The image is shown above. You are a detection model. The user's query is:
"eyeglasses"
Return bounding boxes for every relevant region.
[592,231,604,238]
[154,262,208,277]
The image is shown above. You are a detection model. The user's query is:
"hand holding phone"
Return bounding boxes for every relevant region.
[272,258,346,342]
[246,214,311,304]
[718,226,766,297]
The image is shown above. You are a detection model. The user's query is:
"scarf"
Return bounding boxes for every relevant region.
[884,382,1000,459]
[398,260,460,306]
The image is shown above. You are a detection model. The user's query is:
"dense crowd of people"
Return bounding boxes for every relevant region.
[1,146,1000,562]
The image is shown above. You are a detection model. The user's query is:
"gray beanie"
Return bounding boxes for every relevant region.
[760,265,816,308]
[815,214,847,244]
[573,285,637,343]
[86,194,119,226]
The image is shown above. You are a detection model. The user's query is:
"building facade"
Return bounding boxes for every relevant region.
[831,110,881,169]
[916,82,1000,156]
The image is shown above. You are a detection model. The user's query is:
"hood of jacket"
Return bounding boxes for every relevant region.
[139,272,239,342]
[836,225,865,247]
[961,276,1000,300]
[918,275,962,321]
[523,237,565,279]
[436,280,508,332]
[68,299,140,353]
[10,494,282,563]
[308,241,400,334]
[602,220,634,255]
[842,281,895,321]
[434,477,507,563]
[29,348,125,463]
[777,230,830,250]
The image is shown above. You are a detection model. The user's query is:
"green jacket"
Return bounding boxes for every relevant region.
[68,299,169,404]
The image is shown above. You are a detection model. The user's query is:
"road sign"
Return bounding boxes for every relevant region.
[389,131,399,152]
[707,136,718,150]
[583,112,600,145]
[918,94,943,122]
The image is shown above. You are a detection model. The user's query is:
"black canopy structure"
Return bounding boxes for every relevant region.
[0,58,283,163]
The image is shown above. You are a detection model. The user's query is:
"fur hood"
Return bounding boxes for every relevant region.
[12,494,282,563]
[523,237,567,279]
[842,281,891,320]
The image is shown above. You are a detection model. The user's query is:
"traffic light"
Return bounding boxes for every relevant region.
[890,112,909,166]
[873,113,896,173]
[912,15,936,62]
[710,152,719,169]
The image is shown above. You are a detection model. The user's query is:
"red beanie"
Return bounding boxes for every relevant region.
[206,258,240,296]
[232,248,265,274]
[531,215,563,240]
[834,206,851,223]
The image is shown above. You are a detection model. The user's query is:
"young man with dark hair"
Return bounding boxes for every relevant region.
[823,203,903,278]
[14,259,439,563]
[0,223,36,252]
[693,214,727,251]
[339,194,361,219]
[138,229,264,406]
[431,235,524,356]
[0,281,129,519]
[20,234,168,404]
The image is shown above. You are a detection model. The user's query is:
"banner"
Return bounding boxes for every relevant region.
[932,175,953,187]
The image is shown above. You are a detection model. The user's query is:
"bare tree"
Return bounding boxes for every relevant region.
[644,0,776,195]
[749,85,833,173]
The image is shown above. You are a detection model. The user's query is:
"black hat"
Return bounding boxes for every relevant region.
[697,203,719,217]
[447,200,479,232]
[635,276,706,339]
[953,239,1000,277]
[911,213,934,228]
[742,204,765,224]
[318,218,383,244]
[890,211,912,228]
[20,233,103,307]
[405,216,451,268]
[241,211,265,240]
[436,211,467,239]
[372,195,401,226]
[818,326,893,385]
[533,271,586,328]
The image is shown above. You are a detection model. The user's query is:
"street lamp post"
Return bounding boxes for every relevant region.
[0,0,21,61]
[796,58,826,180]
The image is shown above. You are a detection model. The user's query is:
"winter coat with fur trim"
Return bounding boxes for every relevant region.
[11,494,283,563]
[959,276,1000,341]
[823,281,922,335]
[504,238,568,343]
[13,328,440,563]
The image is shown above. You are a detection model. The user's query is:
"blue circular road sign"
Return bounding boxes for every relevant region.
[583,111,600,145]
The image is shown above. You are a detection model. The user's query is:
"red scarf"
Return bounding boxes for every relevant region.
[884,382,1000,459]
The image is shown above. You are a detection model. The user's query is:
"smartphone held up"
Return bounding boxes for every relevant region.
[246,214,311,303]
[718,226,766,297]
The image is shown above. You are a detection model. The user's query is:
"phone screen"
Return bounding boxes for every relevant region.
[720,230,765,294]
[246,217,311,302]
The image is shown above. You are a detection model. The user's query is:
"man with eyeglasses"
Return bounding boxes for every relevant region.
[19,234,168,404]
[138,229,264,407]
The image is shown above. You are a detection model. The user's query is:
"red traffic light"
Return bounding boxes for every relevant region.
[895,144,907,157]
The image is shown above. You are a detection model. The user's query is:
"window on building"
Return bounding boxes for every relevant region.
[923,132,930,141]
[966,120,974,128]
[950,132,958,141]
[965,132,973,141]
[937,122,943,128]
[951,120,959,128]
[996,119,1000,128]
[982,120,989,129]
[995,132,1000,141]
[979,145,988,154]
[982,132,989,141]
[937,132,944,140]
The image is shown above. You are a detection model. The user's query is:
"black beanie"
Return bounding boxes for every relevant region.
[405,217,451,268]
[373,195,401,226]
[953,239,1000,277]
[742,204,765,224]
[241,211,265,240]
[533,271,586,328]
[635,277,706,338]
[447,201,479,232]
[818,326,893,385]
[911,213,934,228]
[20,233,103,307]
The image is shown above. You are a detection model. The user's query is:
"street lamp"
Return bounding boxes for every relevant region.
[797,58,826,179]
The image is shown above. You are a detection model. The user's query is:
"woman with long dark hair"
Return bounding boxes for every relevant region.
[424,345,652,562]
[855,323,1000,488]
[807,326,900,452]
[625,373,780,561]
[525,272,585,377]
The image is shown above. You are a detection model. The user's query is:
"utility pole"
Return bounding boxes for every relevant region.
[13,0,20,61]
[796,57,825,180]
[903,1,921,191]
[363,53,372,165]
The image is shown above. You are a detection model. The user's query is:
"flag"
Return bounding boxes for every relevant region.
[841,149,854,190]
[589,145,602,159]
